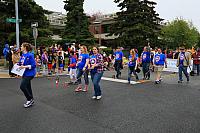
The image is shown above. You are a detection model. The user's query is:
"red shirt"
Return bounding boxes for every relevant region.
[192,52,200,64]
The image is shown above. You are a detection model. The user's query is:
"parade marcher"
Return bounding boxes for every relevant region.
[177,46,191,83]
[128,49,139,84]
[114,47,124,79]
[68,51,77,83]
[18,43,36,108]
[192,48,200,76]
[89,46,104,100]
[153,48,167,84]
[141,46,151,80]
[75,45,90,92]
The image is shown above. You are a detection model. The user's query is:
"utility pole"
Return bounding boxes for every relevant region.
[15,0,20,49]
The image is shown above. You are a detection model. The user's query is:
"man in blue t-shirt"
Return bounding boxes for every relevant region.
[114,47,124,79]
[141,46,151,80]
[153,48,167,84]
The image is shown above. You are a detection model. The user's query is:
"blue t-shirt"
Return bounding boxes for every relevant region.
[114,51,123,61]
[19,52,36,77]
[128,55,137,67]
[90,55,97,73]
[77,53,89,69]
[69,56,77,69]
[142,52,151,63]
[179,52,185,65]
[154,53,166,65]
[136,53,138,59]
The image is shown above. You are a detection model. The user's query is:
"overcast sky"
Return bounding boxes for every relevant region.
[34,0,200,30]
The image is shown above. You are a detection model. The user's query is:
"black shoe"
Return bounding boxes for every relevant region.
[178,80,183,83]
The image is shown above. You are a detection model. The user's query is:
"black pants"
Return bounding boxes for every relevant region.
[114,60,122,78]
[20,76,34,101]
[9,61,13,76]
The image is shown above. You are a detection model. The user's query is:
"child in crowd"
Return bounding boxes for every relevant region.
[68,51,77,83]
[58,52,64,74]
[52,52,57,74]
[48,52,53,75]
[35,54,41,77]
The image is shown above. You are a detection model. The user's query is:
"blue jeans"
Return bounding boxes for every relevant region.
[90,72,104,96]
[142,62,150,79]
[128,66,139,82]
[193,64,200,75]
[76,68,89,85]
[178,65,189,81]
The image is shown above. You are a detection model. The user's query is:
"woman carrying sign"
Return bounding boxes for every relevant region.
[19,43,36,108]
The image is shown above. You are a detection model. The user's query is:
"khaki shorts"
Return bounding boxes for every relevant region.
[154,65,164,72]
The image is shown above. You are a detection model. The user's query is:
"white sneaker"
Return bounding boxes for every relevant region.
[24,99,34,108]
[92,96,96,99]
[96,96,102,100]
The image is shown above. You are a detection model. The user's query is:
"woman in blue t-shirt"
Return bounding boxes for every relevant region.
[75,45,90,92]
[128,49,139,84]
[18,43,36,108]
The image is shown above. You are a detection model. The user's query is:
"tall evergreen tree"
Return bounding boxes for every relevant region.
[110,0,163,48]
[63,0,94,44]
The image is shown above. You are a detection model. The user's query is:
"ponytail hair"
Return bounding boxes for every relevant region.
[22,42,32,52]
[81,45,88,53]
[130,49,135,60]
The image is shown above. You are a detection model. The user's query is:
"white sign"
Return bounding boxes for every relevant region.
[163,59,193,73]
[11,64,25,76]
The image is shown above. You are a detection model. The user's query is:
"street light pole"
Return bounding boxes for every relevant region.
[15,0,20,49]
[98,23,102,46]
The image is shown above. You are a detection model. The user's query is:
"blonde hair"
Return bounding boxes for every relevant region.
[130,49,136,60]
[81,45,88,53]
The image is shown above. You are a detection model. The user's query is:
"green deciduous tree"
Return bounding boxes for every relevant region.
[63,0,94,44]
[0,0,51,46]
[160,18,199,49]
[110,0,163,48]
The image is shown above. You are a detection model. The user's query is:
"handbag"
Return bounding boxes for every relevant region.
[135,67,141,73]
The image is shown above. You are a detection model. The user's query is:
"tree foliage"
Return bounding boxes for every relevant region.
[63,0,94,44]
[110,0,163,48]
[160,18,199,49]
[0,0,51,46]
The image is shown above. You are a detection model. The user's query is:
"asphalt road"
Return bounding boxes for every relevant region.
[1,73,200,133]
